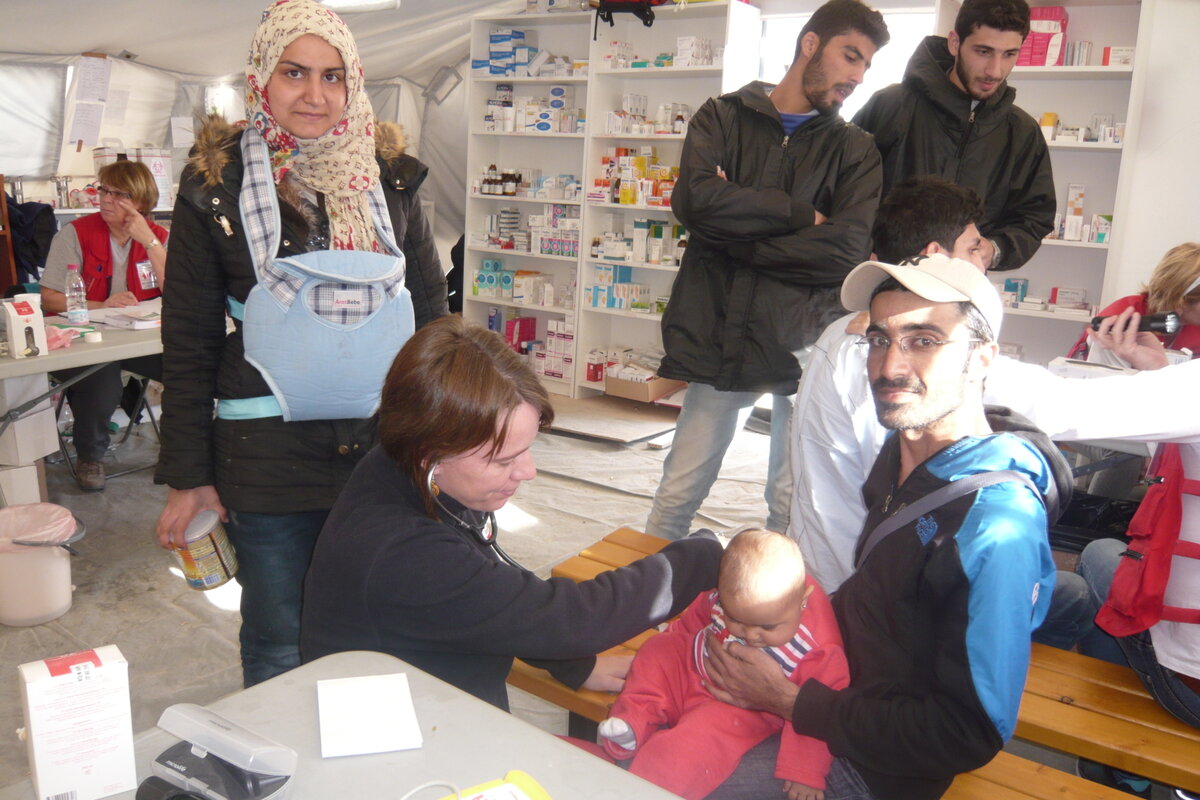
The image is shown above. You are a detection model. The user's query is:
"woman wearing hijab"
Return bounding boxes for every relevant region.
[154,0,444,686]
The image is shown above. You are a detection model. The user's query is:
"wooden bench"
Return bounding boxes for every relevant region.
[507,528,1181,798]
[1021,643,1200,794]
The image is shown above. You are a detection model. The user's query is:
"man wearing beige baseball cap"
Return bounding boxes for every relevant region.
[705,254,1076,800]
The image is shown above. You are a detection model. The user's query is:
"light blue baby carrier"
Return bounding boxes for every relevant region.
[218,128,414,422]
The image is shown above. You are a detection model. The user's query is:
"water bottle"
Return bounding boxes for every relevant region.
[65,264,89,325]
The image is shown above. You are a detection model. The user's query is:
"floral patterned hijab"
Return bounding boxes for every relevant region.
[245,0,381,252]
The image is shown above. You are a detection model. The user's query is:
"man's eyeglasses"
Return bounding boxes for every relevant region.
[856,334,983,356]
[96,185,133,202]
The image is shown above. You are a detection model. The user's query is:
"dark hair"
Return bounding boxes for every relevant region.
[872,177,984,264]
[954,0,1031,42]
[794,0,890,62]
[378,315,554,516]
[870,276,995,343]
[97,161,159,215]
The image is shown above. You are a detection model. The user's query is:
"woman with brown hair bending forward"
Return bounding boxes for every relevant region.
[301,315,722,709]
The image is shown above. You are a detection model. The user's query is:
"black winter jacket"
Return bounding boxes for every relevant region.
[154,119,447,512]
[301,446,724,709]
[852,37,1055,272]
[659,82,881,395]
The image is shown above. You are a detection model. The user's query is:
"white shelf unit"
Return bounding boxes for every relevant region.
[942,0,1147,366]
[465,1,761,397]
[575,0,761,395]
[463,12,594,394]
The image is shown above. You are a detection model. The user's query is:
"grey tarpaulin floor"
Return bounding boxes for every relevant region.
[0,409,772,788]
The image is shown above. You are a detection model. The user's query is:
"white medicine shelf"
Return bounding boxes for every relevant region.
[1011,65,1133,80]
[483,10,592,25]
[471,75,588,84]
[468,245,579,263]
[1048,140,1122,152]
[596,66,723,79]
[470,194,582,206]
[591,133,686,141]
[586,201,676,214]
[1040,239,1111,250]
[585,306,663,322]
[471,130,585,139]
[587,258,679,273]
[1005,307,1092,323]
[464,295,573,316]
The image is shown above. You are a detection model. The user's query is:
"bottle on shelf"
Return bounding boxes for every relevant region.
[485,164,500,195]
[502,167,517,197]
[65,263,90,325]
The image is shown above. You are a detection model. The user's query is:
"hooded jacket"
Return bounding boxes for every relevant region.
[659,82,882,395]
[852,36,1055,272]
[791,407,1073,800]
[154,117,447,512]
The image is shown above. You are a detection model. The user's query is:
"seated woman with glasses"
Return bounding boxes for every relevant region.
[41,160,167,491]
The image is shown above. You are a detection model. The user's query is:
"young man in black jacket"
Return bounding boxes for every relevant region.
[852,0,1054,271]
[647,0,889,542]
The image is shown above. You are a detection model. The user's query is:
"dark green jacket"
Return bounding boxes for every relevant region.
[659,82,881,395]
[853,36,1055,271]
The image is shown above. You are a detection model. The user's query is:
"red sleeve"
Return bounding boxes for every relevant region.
[775,580,849,788]
[664,590,717,638]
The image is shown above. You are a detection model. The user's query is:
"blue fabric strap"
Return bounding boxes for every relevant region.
[217,395,282,420]
[227,296,245,321]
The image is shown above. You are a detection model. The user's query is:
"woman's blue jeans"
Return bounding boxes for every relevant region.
[1077,537,1200,729]
[225,508,329,687]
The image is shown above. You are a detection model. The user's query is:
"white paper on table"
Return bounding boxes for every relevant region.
[316,672,423,758]
[87,298,162,327]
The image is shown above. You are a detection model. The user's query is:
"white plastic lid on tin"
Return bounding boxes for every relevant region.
[183,509,221,543]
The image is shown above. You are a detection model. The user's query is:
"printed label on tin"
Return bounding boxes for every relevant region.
[176,528,238,590]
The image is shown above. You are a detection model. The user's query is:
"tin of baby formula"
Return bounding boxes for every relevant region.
[174,510,238,590]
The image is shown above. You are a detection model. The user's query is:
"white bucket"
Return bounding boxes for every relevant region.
[0,504,84,627]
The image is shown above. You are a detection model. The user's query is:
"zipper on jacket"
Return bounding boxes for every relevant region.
[782,134,790,151]
[956,110,976,160]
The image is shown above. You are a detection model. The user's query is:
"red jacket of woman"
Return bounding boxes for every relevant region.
[71,211,167,303]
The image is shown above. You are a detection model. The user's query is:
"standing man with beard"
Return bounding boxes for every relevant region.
[647,0,889,542]
[852,0,1053,271]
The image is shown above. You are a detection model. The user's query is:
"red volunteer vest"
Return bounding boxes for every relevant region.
[1097,443,1200,637]
[70,211,166,303]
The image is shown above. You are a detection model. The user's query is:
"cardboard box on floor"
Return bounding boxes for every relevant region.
[605,375,686,403]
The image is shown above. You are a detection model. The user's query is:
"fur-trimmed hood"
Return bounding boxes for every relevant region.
[188,114,420,190]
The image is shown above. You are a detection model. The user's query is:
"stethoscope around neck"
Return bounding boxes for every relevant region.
[426,468,524,569]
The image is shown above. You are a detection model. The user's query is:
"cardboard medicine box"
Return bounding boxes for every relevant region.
[19,645,136,800]
[605,375,686,403]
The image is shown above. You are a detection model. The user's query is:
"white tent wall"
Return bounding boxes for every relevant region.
[0,0,512,257]
[57,58,179,179]
[413,56,471,265]
[0,61,68,179]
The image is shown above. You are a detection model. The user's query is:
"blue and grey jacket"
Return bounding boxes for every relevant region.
[792,407,1073,800]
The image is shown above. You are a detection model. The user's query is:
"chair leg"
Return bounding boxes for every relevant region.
[117,377,160,445]
[53,389,78,481]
